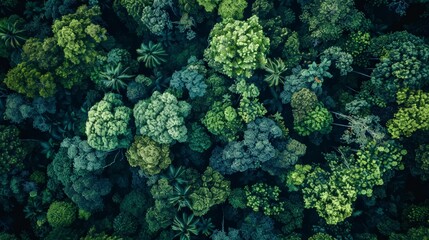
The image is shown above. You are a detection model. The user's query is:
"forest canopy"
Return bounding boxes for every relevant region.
[1,0,429,239]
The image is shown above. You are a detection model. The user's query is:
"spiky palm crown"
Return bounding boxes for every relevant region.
[99,63,134,92]
[172,212,199,240]
[0,22,27,48]
[197,217,215,236]
[136,41,168,68]
[169,184,192,210]
[263,58,288,87]
[164,165,188,185]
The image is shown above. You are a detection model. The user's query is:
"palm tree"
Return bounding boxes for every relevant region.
[136,41,168,68]
[172,213,199,240]
[263,58,287,87]
[0,21,27,48]
[99,63,134,92]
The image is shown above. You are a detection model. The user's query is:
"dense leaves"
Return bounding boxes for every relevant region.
[1,0,429,239]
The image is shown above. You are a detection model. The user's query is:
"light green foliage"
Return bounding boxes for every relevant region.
[301,166,357,225]
[196,0,221,12]
[286,164,312,192]
[230,79,267,123]
[204,15,270,78]
[190,167,231,216]
[370,32,429,103]
[355,140,406,175]
[61,136,107,172]
[46,201,77,228]
[134,91,191,144]
[245,183,284,216]
[52,5,107,65]
[0,125,28,175]
[293,105,332,136]
[291,88,333,136]
[4,62,56,98]
[126,136,171,175]
[22,37,64,72]
[86,93,132,151]
[308,233,335,240]
[218,0,248,19]
[300,0,367,41]
[197,0,247,19]
[329,140,406,198]
[345,31,370,57]
[113,212,138,236]
[291,140,406,225]
[387,88,429,138]
[202,96,243,142]
[5,6,107,97]
[263,58,288,87]
[188,123,212,153]
[321,47,353,76]
[137,41,167,68]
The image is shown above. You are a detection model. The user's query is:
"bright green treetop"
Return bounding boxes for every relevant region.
[204,15,270,78]
[52,5,107,65]
[245,183,284,216]
[387,88,429,138]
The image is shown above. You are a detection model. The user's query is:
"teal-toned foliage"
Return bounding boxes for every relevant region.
[134,91,191,144]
